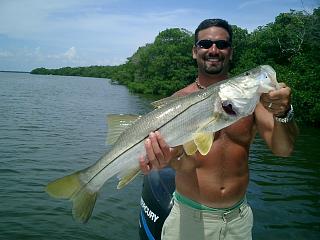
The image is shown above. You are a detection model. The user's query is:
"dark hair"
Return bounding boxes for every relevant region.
[195,19,233,45]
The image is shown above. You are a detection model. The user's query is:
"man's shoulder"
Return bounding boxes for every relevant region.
[174,83,198,97]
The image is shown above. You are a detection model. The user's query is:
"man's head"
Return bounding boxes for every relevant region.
[195,19,233,45]
[193,19,233,77]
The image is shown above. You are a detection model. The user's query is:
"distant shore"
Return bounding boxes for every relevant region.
[0,70,30,73]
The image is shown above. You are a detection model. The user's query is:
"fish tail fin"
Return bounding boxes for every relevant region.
[45,172,98,223]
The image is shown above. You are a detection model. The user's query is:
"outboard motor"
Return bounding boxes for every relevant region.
[139,168,175,240]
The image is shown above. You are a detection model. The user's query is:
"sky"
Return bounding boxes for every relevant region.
[0,0,318,71]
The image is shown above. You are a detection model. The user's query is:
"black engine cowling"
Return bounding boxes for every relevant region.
[139,168,175,240]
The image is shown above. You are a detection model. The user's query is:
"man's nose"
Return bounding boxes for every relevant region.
[208,44,220,54]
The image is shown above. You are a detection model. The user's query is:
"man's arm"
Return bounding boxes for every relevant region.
[255,83,299,157]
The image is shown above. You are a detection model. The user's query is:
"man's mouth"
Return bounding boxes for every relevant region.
[205,55,222,63]
[207,57,220,62]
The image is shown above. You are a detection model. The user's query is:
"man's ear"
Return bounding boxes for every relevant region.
[230,48,233,61]
[192,46,197,59]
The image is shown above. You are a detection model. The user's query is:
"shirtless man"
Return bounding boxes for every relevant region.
[139,19,299,240]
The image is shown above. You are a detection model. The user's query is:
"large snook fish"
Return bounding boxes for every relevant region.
[46,65,279,223]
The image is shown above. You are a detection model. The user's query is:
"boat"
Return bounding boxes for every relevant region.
[139,167,175,240]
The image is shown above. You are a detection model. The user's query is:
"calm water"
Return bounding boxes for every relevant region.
[0,72,319,240]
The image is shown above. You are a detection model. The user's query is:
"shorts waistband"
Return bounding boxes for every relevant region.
[173,191,246,212]
[173,191,248,223]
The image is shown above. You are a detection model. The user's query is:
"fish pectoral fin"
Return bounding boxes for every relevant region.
[117,167,141,189]
[183,113,219,156]
[106,114,141,145]
[193,132,214,155]
[190,113,218,155]
[45,172,97,223]
[151,95,184,108]
[183,140,198,156]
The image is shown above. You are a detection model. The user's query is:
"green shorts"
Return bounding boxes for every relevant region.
[161,192,253,240]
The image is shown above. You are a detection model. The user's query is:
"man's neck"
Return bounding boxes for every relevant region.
[197,74,229,88]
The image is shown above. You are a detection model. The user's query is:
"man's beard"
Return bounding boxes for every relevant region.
[202,54,226,75]
[204,63,224,74]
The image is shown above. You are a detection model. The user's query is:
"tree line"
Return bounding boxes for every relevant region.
[31,8,320,126]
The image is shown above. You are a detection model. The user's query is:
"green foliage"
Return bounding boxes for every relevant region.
[229,8,319,126]
[31,8,320,126]
[122,28,196,96]
[31,65,117,78]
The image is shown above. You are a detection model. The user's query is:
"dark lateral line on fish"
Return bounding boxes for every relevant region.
[81,92,212,189]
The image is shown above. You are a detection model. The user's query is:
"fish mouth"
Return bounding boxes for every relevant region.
[222,102,237,115]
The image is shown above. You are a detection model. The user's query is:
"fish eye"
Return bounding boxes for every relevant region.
[222,103,237,115]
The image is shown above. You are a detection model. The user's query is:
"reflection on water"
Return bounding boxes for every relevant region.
[249,129,320,239]
[0,73,319,240]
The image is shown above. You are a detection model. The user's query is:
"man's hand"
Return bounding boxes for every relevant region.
[139,131,180,175]
[260,83,292,117]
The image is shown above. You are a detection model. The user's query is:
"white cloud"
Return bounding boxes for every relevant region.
[0,0,195,43]
[47,47,80,63]
[238,0,275,9]
[0,49,14,57]
[0,0,117,39]
[0,0,317,71]
[63,47,77,60]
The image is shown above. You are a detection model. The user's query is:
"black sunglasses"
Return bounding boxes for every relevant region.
[196,39,231,50]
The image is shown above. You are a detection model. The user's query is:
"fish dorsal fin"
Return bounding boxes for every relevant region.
[117,167,141,189]
[106,114,141,145]
[151,95,183,108]
[183,140,198,156]
[193,132,214,155]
